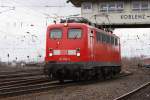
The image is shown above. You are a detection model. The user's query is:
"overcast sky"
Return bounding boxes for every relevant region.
[0,0,150,62]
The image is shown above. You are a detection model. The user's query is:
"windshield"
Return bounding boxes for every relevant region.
[50,29,62,39]
[68,29,82,39]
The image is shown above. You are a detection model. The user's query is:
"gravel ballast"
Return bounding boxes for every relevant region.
[1,63,150,100]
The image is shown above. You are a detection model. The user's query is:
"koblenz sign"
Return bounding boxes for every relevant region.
[121,14,146,20]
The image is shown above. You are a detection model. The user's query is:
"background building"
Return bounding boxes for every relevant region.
[68,0,150,28]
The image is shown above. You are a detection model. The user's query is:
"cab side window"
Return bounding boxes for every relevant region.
[111,36,114,45]
[96,31,102,42]
[96,30,118,46]
[115,38,118,46]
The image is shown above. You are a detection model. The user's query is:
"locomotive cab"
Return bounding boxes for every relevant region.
[45,23,89,81]
[45,23,88,62]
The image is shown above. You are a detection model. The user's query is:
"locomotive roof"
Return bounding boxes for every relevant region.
[47,22,89,28]
[47,23,119,38]
[87,24,119,38]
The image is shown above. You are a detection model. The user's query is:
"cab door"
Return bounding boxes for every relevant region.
[88,29,95,61]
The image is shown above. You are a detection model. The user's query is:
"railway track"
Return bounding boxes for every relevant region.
[0,77,48,87]
[0,69,43,75]
[114,82,150,100]
[0,68,50,98]
[0,71,132,98]
[0,72,43,79]
[0,69,44,82]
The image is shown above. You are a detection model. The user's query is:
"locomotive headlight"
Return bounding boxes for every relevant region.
[49,53,53,57]
[76,52,80,57]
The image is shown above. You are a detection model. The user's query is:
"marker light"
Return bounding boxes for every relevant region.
[76,52,80,57]
[76,48,80,52]
[64,23,68,27]
[49,53,53,57]
[49,48,53,51]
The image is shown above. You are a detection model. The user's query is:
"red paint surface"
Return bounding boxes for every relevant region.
[45,23,121,64]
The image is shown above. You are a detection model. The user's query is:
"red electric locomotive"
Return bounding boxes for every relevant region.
[44,18,121,82]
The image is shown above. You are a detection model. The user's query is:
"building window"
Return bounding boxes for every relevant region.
[108,3,116,12]
[100,2,124,13]
[132,1,149,11]
[82,2,92,13]
[116,2,124,11]
[100,3,107,12]
[132,1,140,11]
[141,1,148,11]
[82,2,92,10]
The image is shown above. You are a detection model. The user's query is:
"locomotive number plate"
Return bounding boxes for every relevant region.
[59,57,70,61]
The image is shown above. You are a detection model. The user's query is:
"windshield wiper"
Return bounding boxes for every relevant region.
[73,34,78,39]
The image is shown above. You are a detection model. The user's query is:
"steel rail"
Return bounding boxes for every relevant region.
[114,82,150,100]
[0,72,43,76]
[0,70,132,98]
[0,69,43,75]
[0,78,49,89]
[0,72,44,78]
[0,72,132,98]
[0,76,47,85]
[0,83,61,98]
[0,81,59,97]
[0,75,46,83]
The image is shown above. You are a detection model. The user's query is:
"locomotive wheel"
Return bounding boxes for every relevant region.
[105,67,114,79]
[101,67,106,80]
[83,69,94,81]
[56,69,65,82]
[49,73,54,80]
[80,70,87,81]
[108,69,114,79]
[43,64,49,75]
[59,79,64,83]
[73,71,80,81]
[95,68,104,80]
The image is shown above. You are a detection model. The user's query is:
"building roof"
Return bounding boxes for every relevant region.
[67,0,81,7]
[68,0,97,7]
[68,0,140,7]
